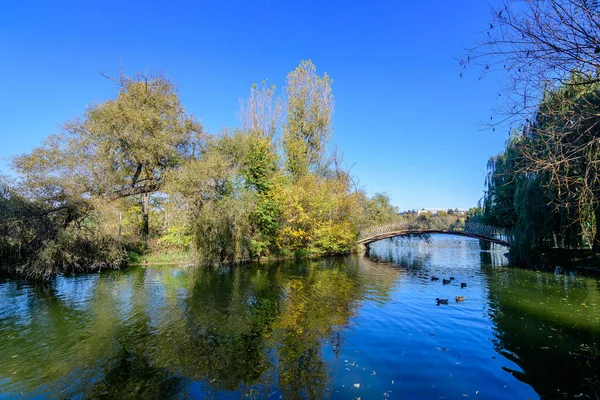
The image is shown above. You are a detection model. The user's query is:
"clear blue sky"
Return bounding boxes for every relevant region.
[0,0,508,211]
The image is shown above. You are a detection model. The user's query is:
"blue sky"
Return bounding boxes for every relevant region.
[0,0,508,210]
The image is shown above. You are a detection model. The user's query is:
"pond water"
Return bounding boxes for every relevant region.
[1,235,599,399]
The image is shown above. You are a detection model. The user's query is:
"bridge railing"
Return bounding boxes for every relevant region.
[463,221,510,243]
[358,217,510,244]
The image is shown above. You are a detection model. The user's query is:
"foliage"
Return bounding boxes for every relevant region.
[12,73,202,241]
[465,207,484,223]
[192,194,255,266]
[25,229,125,278]
[157,224,192,250]
[483,132,521,230]
[275,174,361,255]
[465,0,600,261]
[283,60,334,180]
[362,192,400,225]
[242,134,282,255]
[0,180,125,278]
[483,75,600,262]
[3,61,403,276]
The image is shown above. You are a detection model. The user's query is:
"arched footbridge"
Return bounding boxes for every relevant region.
[358,220,510,248]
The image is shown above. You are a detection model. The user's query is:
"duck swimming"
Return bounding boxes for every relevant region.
[431,276,440,281]
[461,282,467,288]
[455,296,465,302]
[442,279,451,285]
[449,277,455,281]
[436,298,449,305]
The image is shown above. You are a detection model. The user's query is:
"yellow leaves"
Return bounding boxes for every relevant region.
[281,227,309,240]
[273,266,357,343]
[273,174,360,254]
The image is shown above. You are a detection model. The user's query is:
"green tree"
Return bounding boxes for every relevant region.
[524,76,600,250]
[0,178,124,277]
[13,73,202,242]
[483,132,521,230]
[237,82,284,256]
[283,60,334,180]
[362,192,399,225]
[482,79,600,261]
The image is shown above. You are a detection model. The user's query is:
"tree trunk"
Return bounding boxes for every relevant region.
[163,206,168,234]
[141,193,150,243]
[593,205,600,253]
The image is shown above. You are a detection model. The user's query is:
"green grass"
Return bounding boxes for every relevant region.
[128,250,194,265]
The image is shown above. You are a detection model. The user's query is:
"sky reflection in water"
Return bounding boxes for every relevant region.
[0,234,599,399]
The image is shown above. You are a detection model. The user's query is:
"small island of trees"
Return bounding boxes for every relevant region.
[0,60,400,278]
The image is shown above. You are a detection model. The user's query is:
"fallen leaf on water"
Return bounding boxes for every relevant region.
[354,383,360,388]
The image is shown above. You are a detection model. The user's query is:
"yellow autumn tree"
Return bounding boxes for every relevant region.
[275,174,361,255]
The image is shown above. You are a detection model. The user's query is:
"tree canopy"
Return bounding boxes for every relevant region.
[468,0,600,262]
[2,62,399,278]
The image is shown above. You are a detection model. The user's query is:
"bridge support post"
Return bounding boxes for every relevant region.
[360,243,370,255]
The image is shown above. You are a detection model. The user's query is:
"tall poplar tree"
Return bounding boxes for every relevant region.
[283,60,333,180]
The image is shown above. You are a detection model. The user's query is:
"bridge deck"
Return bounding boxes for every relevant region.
[357,229,510,247]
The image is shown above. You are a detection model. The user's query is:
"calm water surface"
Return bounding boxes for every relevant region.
[1,235,599,399]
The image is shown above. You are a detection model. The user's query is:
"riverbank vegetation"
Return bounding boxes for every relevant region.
[0,61,399,278]
[465,0,600,265]
[483,76,600,265]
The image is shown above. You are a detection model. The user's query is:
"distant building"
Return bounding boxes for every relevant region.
[398,209,418,216]
[416,208,467,216]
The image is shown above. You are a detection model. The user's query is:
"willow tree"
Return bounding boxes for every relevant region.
[521,76,600,250]
[283,60,333,180]
[14,73,202,241]
[465,0,600,258]
[483,132,521,230]
[483,78,599,261]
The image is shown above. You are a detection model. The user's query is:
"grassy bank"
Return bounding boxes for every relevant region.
[127,245,360,268]
[128,250,195,266]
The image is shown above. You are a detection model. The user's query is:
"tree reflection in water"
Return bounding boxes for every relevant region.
[0,255,401,399]
[2,237,599,398]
